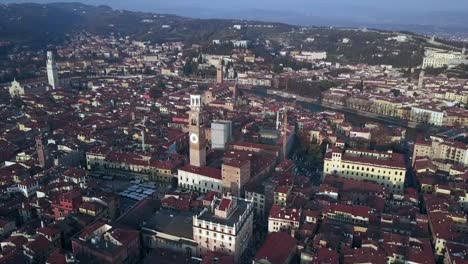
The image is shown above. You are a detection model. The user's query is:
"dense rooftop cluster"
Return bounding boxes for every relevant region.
[0,11,467,264]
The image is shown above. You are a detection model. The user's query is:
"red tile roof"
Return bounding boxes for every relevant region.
[313,248,339,264]
[269,204,301,222]
[254,232,297,264]
[328,203,370,219]
[179,165,222,180]
[19,177,38,187]
[79,202,103,213]
[231,141,280,153]
[0,218,10,228]
[218,198,232,212]
[161,195,191,211]
[342,152,406,169]
[78,221,106,241]
[46,249,67,264]
[203,192,218,203]
[4,235,28,248]
[109,228,139,245]
[37,226,60,239]
[63,168,86,179]
[24,235,51,254]
[275,185,290,194]
[201,251,235,264]
[223,158,250,168]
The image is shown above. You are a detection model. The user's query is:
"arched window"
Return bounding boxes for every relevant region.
[185,247,192,256]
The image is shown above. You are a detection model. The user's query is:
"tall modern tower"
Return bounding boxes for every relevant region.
[46,51,59,89]
[188,94,207,167]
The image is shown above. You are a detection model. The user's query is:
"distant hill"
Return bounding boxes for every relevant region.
[0,2,294,47]
[0,2,463,68]
[8,0,468,31]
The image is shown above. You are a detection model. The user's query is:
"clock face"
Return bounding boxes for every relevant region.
[190,133,199,144]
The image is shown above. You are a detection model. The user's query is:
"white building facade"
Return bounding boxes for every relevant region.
[178,166,222,193]
[193,196,253,262]
[9,80,24,97]
[211,121,232,149]
[323,148,406,194]
[422,48,467,69]
[410,107,444,126]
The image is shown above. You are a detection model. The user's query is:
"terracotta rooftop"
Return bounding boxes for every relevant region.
[179,165,222,180]
[254,231,297,264]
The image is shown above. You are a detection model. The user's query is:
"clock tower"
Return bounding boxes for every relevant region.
[189,94,206,167]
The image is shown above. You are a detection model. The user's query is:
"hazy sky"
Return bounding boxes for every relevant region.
[6,0,467,11]
[4,0,468,27]
[6,0,468,11]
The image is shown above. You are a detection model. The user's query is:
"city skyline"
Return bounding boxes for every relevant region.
[0,2,467,264]
[4,0,468,29]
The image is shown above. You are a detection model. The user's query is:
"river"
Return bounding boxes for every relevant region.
[245,87,443,141]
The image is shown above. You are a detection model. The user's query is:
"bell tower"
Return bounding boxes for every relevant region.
[189,94,206,167]
[36,135,48,168]
[216,60,224,84]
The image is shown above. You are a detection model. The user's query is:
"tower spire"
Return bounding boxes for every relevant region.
[216,59,224,84]
[282,107,288,160]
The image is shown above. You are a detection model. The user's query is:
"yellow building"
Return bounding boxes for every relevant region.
[323,147,406,194]
[274,185,291,206]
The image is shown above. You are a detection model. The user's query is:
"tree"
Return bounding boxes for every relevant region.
[370,126,389,148]
[182,59,194,76]
[12,97,24,108]
[150,80,165,98]
[425,66,447,76]
[273,64,283,73]
[391,89,401,97]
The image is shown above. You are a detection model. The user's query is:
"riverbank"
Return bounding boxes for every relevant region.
[243,87,446,140]
[264,89,419,128]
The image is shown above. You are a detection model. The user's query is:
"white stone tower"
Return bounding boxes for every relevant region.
[418,70,425,90]
[46,51,59,89]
